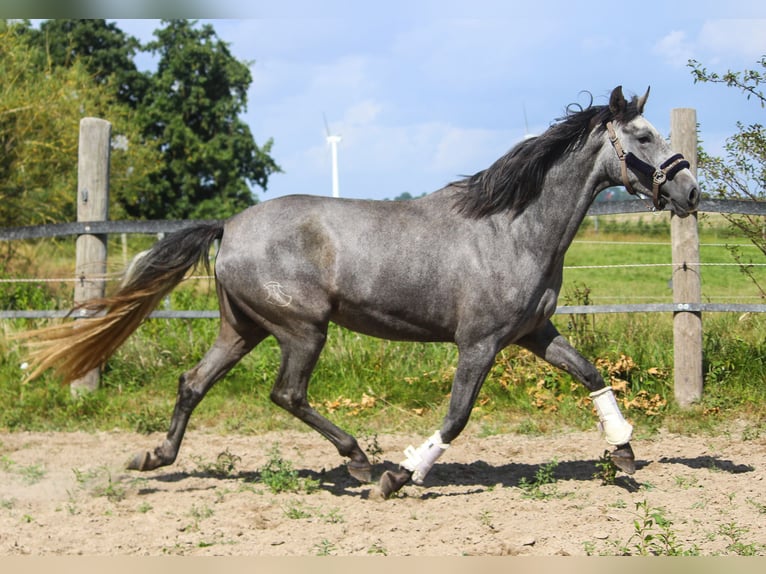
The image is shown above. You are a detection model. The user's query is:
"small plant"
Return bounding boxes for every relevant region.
[258,444,319,494]
[746,498,766,514]
[614,500,698,556]
[126,406,167,434]
[192,448,241,478]
[519,460,561,500]
[283,501,312,520]
[718,522,764,556]
[674,475,699,490]
[478,510,495,530]
[367,540,388,555]
[184,503,214,532]
[361,432,384,465]
[593,450,617,485]
[314,538,336,556]
[322,507,345,524]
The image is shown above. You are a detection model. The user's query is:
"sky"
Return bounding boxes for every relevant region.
[110,4,766,202]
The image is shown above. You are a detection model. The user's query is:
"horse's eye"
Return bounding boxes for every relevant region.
[638,135,652,144]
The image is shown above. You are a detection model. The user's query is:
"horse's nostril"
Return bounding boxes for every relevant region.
[689,186,699,206]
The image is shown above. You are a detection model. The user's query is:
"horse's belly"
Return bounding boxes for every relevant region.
[330,305,454,343]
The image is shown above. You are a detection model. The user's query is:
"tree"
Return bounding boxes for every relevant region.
[138,19,280,220]
[18,19,281,221]
[36,19,150,108]
[0,22,159,232]
[689,57,766,297]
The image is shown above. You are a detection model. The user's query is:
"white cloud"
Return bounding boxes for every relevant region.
[699,19,766,60]
[654,30,695,68]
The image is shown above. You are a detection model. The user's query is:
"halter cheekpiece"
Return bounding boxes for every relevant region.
[606,121,689,211]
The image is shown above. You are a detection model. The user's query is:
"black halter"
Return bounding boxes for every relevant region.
[606,121,690,210]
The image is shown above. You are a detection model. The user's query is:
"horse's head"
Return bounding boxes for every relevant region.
[604,86,699,217]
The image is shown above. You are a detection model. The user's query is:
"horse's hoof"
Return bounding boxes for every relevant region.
[378,468,412,499]
[611,443,636,475]
[126,451,150,471]
[347,460,373,483]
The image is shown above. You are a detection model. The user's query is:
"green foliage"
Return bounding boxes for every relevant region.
[138,19,280,219]
[0,21,160,229]
[192,448,241,478]
[593,450,617,485]
[518,460,562,500]
[1,19,280,225]
[258,443,319,494]
[689,56,766,297]
[610,500,699,556]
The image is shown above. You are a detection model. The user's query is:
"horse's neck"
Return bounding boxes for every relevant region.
[506,144,608,258]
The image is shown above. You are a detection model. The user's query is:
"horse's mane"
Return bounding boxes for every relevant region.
[453,92,644,218]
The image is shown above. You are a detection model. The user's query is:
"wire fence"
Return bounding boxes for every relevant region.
[1,198,765,319]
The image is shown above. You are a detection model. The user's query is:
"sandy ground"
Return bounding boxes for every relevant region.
[1,424,764,556]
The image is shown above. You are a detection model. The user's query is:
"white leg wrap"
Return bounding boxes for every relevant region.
[590,386,633,446]
[400,430,449,485]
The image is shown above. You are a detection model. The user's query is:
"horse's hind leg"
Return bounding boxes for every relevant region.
[269,327,372,482]
[517,320,636,474]
[127,322,263,471]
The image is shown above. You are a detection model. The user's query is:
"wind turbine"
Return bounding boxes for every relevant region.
[522,103,536,140]
[323,114,341,198]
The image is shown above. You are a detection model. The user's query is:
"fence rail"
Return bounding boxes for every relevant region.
[2,199,765,243]
[1,199,765,321]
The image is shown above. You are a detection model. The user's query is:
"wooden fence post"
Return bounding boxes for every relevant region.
[71,118,111,396]
[670,108,703,407]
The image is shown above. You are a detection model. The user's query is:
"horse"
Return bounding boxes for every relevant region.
[18,86,699,498]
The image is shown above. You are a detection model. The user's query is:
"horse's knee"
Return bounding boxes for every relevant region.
[269,387,304,412]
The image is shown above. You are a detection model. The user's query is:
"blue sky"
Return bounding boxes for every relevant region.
[113,5,766,202]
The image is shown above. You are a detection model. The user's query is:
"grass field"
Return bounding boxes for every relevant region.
[1,212,765,438]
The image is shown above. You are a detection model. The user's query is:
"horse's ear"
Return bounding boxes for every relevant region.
[636,86,650,114]
[609,86,626,116]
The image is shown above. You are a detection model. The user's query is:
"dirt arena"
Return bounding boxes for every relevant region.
[1,424,764,556]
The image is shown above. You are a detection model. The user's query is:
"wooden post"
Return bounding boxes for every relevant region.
[670,108,703,407]
[71,118,111,396]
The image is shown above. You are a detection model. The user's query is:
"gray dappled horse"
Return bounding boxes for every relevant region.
[21,86,699,498]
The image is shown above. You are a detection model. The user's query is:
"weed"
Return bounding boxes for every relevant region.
[367,540,388,555]
[593,450,617,485]
[478,510,495,530]
[283,501,312,520]
[72,466,126,502]
[138,502,153,513]
[314,539,336,556]
[126,406,168,434]
[361,432,384,465]
[746,498,766,514]
[258,444,319,494]
[1,497,16,510]
[18,463,46,484]
[184,503,214,532]
[192,448,241,478]
[718,522,764,556]
[611,500,699,556]
[322,507,345,524]
[518,460,562,500]
[674,475,700,489]
[1,457,46,485]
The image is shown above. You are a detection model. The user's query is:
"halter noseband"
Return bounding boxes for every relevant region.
[606,121,689,211]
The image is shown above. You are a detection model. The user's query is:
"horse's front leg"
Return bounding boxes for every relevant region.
[517,321,636,474]
[378,341,496,498]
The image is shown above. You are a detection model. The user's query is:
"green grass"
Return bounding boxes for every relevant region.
[1,215,765,436]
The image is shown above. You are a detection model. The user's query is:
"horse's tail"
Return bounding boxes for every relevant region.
[17,221,225,384]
